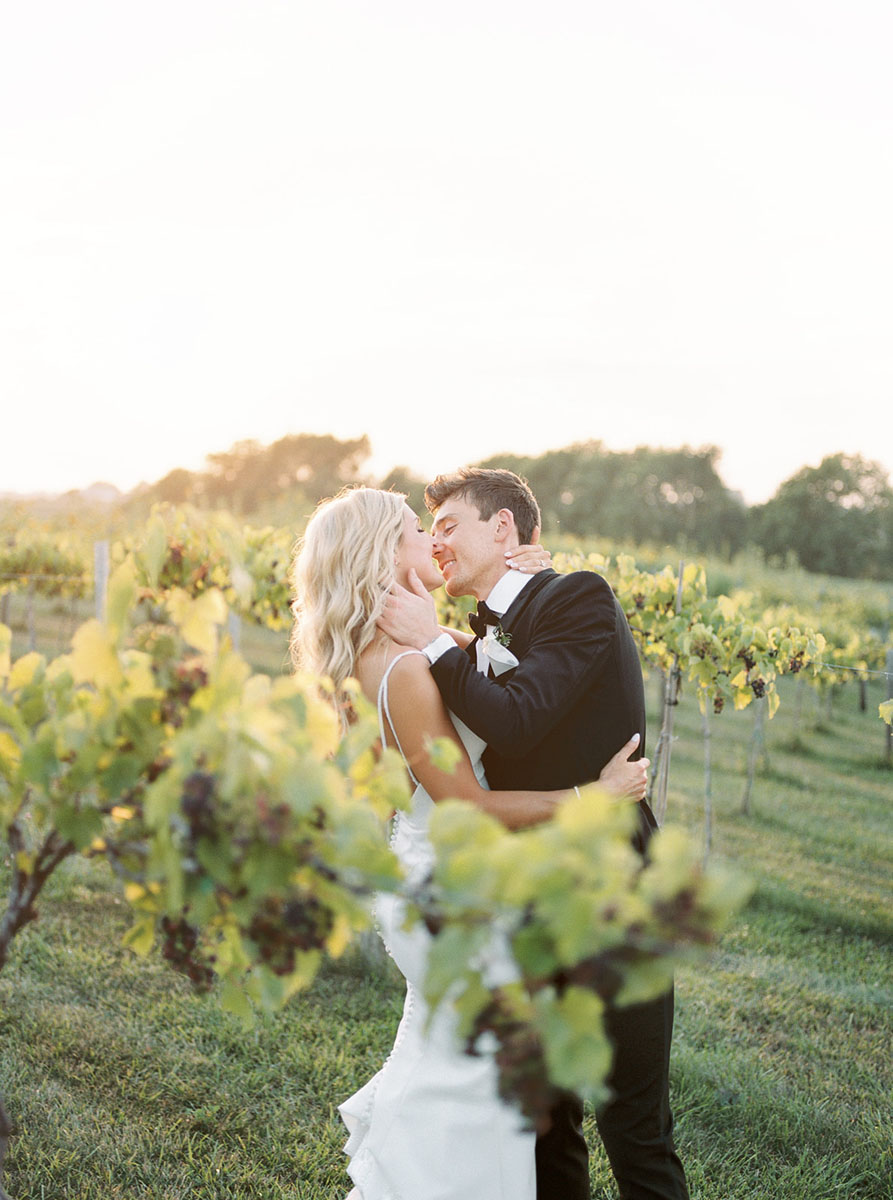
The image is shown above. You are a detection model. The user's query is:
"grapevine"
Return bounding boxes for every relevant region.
[0,549,745,1147]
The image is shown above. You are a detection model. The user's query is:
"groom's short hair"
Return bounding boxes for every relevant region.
[425,467,541,544]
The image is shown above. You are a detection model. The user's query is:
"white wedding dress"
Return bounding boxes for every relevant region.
[339,652,536,1200]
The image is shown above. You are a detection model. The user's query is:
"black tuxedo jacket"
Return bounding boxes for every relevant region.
[431,569,650,810]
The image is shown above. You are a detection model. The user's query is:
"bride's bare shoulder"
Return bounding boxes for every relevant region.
[355,644,427,702]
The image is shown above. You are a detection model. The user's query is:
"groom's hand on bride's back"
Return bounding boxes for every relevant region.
[378,570,442,649]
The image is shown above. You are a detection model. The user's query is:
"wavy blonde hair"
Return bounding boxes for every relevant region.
[289,487,407,696]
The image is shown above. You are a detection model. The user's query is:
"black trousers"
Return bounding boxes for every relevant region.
[535,986,689,1200]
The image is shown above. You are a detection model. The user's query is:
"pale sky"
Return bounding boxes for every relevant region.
[3,1,892,504]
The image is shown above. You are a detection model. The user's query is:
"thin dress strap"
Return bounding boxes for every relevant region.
[377,650,426,788]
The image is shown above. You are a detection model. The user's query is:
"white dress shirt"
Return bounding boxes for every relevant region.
[421,568,536,670]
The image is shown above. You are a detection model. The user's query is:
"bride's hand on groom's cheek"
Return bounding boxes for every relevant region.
[505,544,552,573]
[377,571,441,649]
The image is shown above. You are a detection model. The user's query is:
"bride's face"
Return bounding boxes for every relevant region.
[395,506,442,592]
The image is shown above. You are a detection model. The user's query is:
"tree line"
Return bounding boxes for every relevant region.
[122,435,893,582]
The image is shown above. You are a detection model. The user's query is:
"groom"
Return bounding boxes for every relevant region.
[378,467,690,1200]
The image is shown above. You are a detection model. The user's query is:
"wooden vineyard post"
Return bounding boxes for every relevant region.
[886,649,893,767]
[794,674,805,741]
[647,670,664,802]
[27,581,36,651]
[94,540,110,624]
[0,1097,12,1200]
[649,561,684,826]
[227,611,242,651]
[742,696,766,816]
[702,702,713,863]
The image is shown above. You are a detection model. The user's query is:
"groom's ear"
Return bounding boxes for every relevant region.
[492,507,517,544]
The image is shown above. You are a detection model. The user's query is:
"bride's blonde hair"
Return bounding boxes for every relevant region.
[289,486,407,696]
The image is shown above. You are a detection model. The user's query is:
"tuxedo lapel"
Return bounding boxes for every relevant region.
[474,570,556,681]
[495,569,555,630]
[461,571,555,681]
[490,570,555,658]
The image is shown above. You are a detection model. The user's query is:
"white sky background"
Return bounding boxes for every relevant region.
[2,0,892,504]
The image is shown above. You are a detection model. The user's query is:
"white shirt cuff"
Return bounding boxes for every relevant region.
[421,632,458,664]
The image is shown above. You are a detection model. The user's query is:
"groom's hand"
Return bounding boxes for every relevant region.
[378,569,442,649]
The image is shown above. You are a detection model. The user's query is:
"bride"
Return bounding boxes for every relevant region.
[290,486,648,1200]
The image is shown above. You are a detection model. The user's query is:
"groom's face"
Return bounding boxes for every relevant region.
[430,495,506,599]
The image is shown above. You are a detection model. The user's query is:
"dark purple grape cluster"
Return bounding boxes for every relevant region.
[788,653,804,673]
[713,695,725,714]
[160,659,209,727]
[690,636,715,660]
[180,771,217,840]
[737,649,756,671]
[158,540,188,589]
[160,914,215,992]
[633,593,646,610]
[253,794,292,843]
[157,541,214,593]
[466,991,558,1132]
[267,558,282,620]
[751,677,766,698]
[653,888,715,946]
[147,754,172,783]
[563,952,625,1003]
[246,893,335,975]
[421,908,445,937]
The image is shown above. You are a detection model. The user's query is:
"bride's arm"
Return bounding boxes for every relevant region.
[384,657,649,826]
[383,654,563,830]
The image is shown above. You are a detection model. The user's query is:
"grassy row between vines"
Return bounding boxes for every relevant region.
[1,656,890,1199]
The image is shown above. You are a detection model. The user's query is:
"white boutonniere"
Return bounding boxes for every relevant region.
[481,623,519,676]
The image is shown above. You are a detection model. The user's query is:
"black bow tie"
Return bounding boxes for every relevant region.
[468,600,504,637]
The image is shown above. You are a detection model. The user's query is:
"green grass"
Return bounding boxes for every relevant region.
[1,641,891,1196]
[637,674,893,1200]
[0,862,403,1198]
